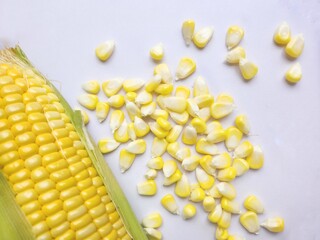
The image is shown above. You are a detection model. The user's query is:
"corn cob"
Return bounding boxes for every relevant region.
[0,46,147,240]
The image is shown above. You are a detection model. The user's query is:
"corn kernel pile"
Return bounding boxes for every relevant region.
[77,20,300,239]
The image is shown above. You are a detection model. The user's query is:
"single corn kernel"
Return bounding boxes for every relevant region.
[246,145,264,169]
[216,93,234,104]
[199,155,216,176]
[175,174,191,198]
[149,122,169,139]
[102,78,123,97]
[218,211,232,228]
[126,102,141,121]
[135,91,153,106]
[182,203,197,220]
[151,137,168,157]
[206,185,222,198]
[144,228,162,240]
[119,149,136,173]
[182,125,197,145]
[239,58,258,80]
[147,157,164,170]
[239,211,260,234]
[77,94,99,110]
[169,111,189,125]
[145,169,157,180]
[175,57,196,80]
[98,138,120,154]
[217,167,237,182]
[285,62,302,83]
[145,74,162,93]
[175,147,191,162]
[166,125,183,143]
[226,46,246,64]
[234,140,253,158]
[163,168,182,186]
[285,34,304,58]
[126,139,147,154]
[137,180,157,196]
[154,83,173,95]
[221,198,241,214]
[196,138,219,155]
[82,80,100,94]
[225,127,243,151]
[114,120,129,143]
[208,204,222,224]
[142,213,162,228]
[193,76,209,97]
[106,94,125,108]
[133,116,150,138]
[196,107,210,122]
[163,160,178,178]
[211,152,232,169]
[128,122,137,141]
[182,155,201,171]
[203,196,216,212]
[189,187,205,202]
[150,109,169,120]
[141,102,156,117]
[156,96,167,110]
[211,101,234,119]
[228,235,245,240]
[194,94,214,108]
[244,195,264,214]
[150,43,164,61]
[226,26,244,49]
[190,117,206,133]
[196,168,214,190]
[95,102,109,123]
[187,99,200,118]
[95,40,115,61]
[193,27,214,48]
[274,22,291,45]
[163,96,187,113]
[182,19,195,46]
[216,227,229,240]
[166,142,179,158]
[235,114,250,135]
[123,78,145,92]
[261,217,285,233]
[126,91,137,102]
[110,110,124,132]
[216,182,237,200]
[175,86,190,98]
[232,158,249,176]
[161,194,179,214]
[156,117,172,131]
[154,63,172,84]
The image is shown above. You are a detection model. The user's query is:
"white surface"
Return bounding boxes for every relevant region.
[1,0,320,239]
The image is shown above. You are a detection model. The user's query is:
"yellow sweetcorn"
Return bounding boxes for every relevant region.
[232,158,249,177]
[126,101,141,121]
[126,139,147,154]
[221,198,241,214]
[145,74,162,93]
[234,140,253,158]
[167,142,180,159]
[225,127,243,151]
[182,19,195,46]
[216,182,237,200]
[151,137,168,158]
[195,168,214,190]
[154,83,174,95]
[95,40,115,61]
[95,102,109,123]
[182,155,201,171]
[190,117,206,133]
[156,95,167,110]
[163,96,187,113]
[162,160,178,178]
[285,34,304,58]
[218,211,232,228]
[175,85,190,98]
[196,138,219,155]
[161,194,179,215]
[235,114,250,135]
[102,78,123,97]
[106,94,125,108]
[163,168,182,186]
[123,78,145,92]
[141,102,156,117]
[197,107,211,122]
[261,217,285,233]
[77,93,99,110]
[239,58,258,80]
[175,147,191,162]
[166,125,183,143]
[126,91,137,102]
[110,110,125,133]
[187,99,200,118]
[150,109,169,120]
[239,211,260,234]
[246,145,264,169]
[119,149,136,173]
[226,26,244,49]
[154,63,172,84]
[216,227,229,240]
[133,116,150,138]
[98,138,120,154]
[169,111,189,125]
[217,167,237,182]
[149,122,169,139]
[211,152,232,169]
[189,187,206,202]
[147,157,164,170]
[137,180,157,196]
[135,91,153,106]
[243,195,264,214]
[202,196,216,212]
[194,94,214,108]
[81,80,100,94]
[208,204,222,224]
[175,57,196,80]
[156,117,172,131]
[150,43,164,61]
[182,203,197,220]
[182,125,197,145]
[142,213,162,228]
[114,120,129,143]
[226,46,246,64]
[128,122,137,141]
[145,169,157,180]
[274,22,291,45]
[193,27,214,48]
[175,174,191,198]
[199,155,216,176]
[211,101,234,119]
[193,76,209,97]
[285,62,302,83]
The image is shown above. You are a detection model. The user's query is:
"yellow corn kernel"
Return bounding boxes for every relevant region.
[163,160,178,178]
[240,211,260,234]
[125,101,141,121]
[98,138,120,154]
[127,122,137,141]
[157,96,167,110]
[217,167,237,182]
[232,158,249,176]
[189,187,205,202]
[182,203,197,220]
[110,110,124,132]
[218,211,232,228]
[95,40,115,61]
[81,80,100,94]
[225,127,243,151]
[166,125,183,143]
[141,102,156,117]
[190,118,206,134]
[106,94,125,108]
[216,182,236,200]
[175,86,190,98]
[144,228,162,240]
[137,180,157,196]
[150,43,164,61]
[77,94,98,110]
[126,139,147,154]
[197,107,211,122]
[150,109,169,120]
[175,57,196,80]
[244,195,264,214]
[211,152,232,169]
[203,196,216,212]
[285,62,302,83]
[149,122,169,139]
[151,137,168,157]
[274,22,291,45]
[145,169,157,180]
[208,204,222,224]
[123,78,145,92]
[182,19,195,46]
[285,34,304,58]
[134,116,150,138]
[226,46,246,64]
[194,94,214,108]
[163,168,182,186]
[228,235,245,240]
[199,155,215,176]
[119,149,136,173]
[147,157,164,170]
[136,90,153,106]
[95,102,109,123]
[182,155,200,171]
[142,212,162,228]
[196,138,219,155]
[239,58,258,80]
[216,227,229,240]
[193,76,209,97]
[156,117,172,131]
[261,217,285,233]
[101,78,123,97]
[246,145,264,169]
[226,26,244,49]
[182,125,197,145]
[175,174,190,198]
[234,140,253,158]
[145,75,162,93]
[221,198,241,214]
[186,99,200,118]
[163,96,187,113]
[169,111,189,125]
[196,168,214,190]
[154,63,172,84]
[193,27,214,48]
[175,147,191,162]
[235,114,250,135]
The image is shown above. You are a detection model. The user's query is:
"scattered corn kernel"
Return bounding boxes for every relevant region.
[110,110,124,132]
[216,182,237,200]
[150,43,164,61]
[149,122,169,139]
[218,211,232,228]
[95,102,109,123]
[141,102,157,117]
[135,91,153,106]
[95,40,115,61]
[163,97,187,113]
[206,185,222,198]
[190,117,206,133]
[126,139,147,154]
[235,114,250,135]
[216,227,229,240]
[106,94,125,108]
[217,167,237,182]
[137,180,157,196]
[182,19,195,46]
[127,122,137,141]
[225,127,243,151]
[226,26,244,49]
[147,157,164,170]
[232,158,249,176]
[234,140,253,158]
[154,84,173,95]
[102,78,123,97]
[145,169,157,180]
[166,142,179,159]
[145,75,162,93]
[123,78,145,92]
[285,34,304,58]
[156,117,172,131]
[175,86,190,98]
[194,94,214,108]
[161,194,179,214]
[169,111,189,125]
[203,196,216,212]
[208,204,222,224]
[77,94,98,110]
[175,174,191,198]
[226,46,246,64]
[98,138,120,154]
[211,101,234,119]
[151,137,168,157]
[193,27,214,48]
[166,125,183,143]
[246,145,264,169]
[187,99,200,118]
[142,213,162,228]
[274,22,291,45]
[285,62,302,83]
[221,198,241,214]
[189,187,205,202]
[144,228,162,240]
[182,203,197,220]
[81,80,100,94]
[154,63,172,84]
[195,168,214,190]
[182,155,200,171]
[151,109,169,120]
[134,116,150,138]
[239,58,258,80]
[244,195,264,214]
[163,160,178,178]
[119,149,136,173]
[211,152,232,169]
[182,125,197,145]
[196,138,219,155]
[239,211,260,234]
[193,76,209,96]
[261,217,285,233]
[126,102,141,121]
[199,155,215,176]
[114,120,129,143]
[175,57,196,80]
[175,147,191,162]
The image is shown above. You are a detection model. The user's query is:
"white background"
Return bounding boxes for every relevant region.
[1,0,320,239]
